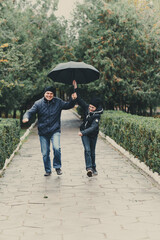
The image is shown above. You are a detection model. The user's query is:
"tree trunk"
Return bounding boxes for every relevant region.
[13,109,17,118]
[108,102,114,110]
[20,109,24,125]
[150,106,153,116]
[5,110,8,118]
[129,104,136,115]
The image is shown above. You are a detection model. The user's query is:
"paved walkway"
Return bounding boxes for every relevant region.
[0,110,160,240]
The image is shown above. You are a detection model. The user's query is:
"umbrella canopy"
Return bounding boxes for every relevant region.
[47,61,100,84]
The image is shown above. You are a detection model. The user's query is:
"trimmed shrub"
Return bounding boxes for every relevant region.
[100,111,160,174]
[0,118,20,169]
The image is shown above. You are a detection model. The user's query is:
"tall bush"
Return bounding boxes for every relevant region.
[100,110,160,173]
[0,118,20,169]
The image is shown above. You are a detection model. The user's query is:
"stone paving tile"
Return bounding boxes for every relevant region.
[0,110,160,240]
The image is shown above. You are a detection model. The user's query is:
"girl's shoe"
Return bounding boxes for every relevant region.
[56,168,62,175]
[93,169,98,175]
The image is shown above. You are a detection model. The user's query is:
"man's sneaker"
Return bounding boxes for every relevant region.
[56,168,62,175]
[87,169,93,177]
[44,172,51,176]
[92,169,98,176]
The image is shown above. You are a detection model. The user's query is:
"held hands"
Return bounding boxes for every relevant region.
[22,118,29,123]
[71,92,77,100]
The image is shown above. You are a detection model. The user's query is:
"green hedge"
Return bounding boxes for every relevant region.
[0,118,20,170]
[100,111,160,174]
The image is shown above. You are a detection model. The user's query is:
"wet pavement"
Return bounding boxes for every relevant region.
[0,110,160,240]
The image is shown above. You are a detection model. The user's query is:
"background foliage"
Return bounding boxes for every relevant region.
[0,0,160,118]
[70,0,160,115]
[0,0,70,119]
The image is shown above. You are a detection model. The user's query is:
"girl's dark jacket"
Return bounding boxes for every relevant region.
[76,95,103,137]
[23,97,75,136]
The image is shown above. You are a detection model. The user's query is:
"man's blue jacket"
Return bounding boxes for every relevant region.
[23,97,75,136]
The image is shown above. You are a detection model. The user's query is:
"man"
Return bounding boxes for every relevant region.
[22,85,76,176]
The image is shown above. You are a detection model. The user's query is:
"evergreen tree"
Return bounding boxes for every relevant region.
[70,0,160,114]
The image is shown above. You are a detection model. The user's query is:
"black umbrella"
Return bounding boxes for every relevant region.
[47,61,100,84]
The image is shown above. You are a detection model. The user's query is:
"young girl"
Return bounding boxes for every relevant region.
[73,80,103,177]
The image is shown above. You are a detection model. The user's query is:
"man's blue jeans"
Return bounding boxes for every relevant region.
[39,132,61,173]
[81,135,98,170]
